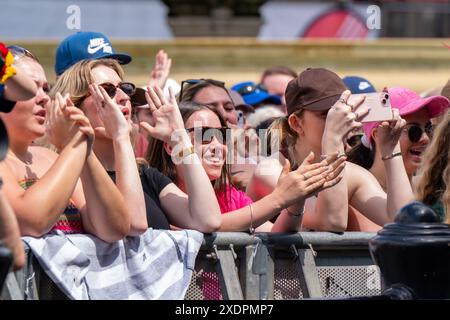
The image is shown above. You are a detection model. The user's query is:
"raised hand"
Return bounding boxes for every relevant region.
[148,50,172,90]
[139,85,185,147]
[376,108,406,158]
[89,84,131,140]
[272,152,345,207]
[46,92,94,152]
[323,90,370,150]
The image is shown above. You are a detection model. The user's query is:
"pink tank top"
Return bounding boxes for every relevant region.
[215,185,253,214]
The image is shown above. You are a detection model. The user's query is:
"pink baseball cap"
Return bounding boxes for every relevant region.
[363,87,450,144]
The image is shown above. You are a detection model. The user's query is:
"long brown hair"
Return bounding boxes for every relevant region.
[145,101,231,195]
[178,79,228,104]
[416,110,450,223]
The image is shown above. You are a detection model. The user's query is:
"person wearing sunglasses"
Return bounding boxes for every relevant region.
[248,68,420,232]
[1,44,37,108]
[345,86,449,229]
[53,61,222,233]
[50,58,148,236]
[0,47,131,242]
[146,101,346,232]
[348,87,449,190]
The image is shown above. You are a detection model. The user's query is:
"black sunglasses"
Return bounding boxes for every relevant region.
[404,122,434,143]
[186,126,228,145]
[99,82,136,98]
[179,78,226,101]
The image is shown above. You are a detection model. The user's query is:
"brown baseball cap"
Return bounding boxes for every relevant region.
[285,68,347,115]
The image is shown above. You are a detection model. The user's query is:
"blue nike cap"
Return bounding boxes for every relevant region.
[342,76,376,94]
[55,31,132,76]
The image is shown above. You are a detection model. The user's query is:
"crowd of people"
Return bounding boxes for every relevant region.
[1,30,450,299]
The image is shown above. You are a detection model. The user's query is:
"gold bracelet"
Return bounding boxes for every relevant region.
[381,152,402,161]
[175,145,195,161]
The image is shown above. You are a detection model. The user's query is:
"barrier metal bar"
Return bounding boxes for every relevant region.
[2,232,378,300]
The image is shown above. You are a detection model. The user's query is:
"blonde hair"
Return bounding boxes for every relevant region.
[49,58,124,107]
[416,110,450,223]
[267,109,303,168]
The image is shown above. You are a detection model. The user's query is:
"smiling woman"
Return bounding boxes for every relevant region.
[347,87,450,186]
[146,101,346,233]
[50,58,148,236]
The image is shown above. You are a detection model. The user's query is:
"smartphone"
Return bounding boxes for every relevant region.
[347,90,393,123]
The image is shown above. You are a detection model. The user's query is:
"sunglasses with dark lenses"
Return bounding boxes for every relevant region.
[404,122,434,143]
[236,83,267,96]
[7,45,40,62]
[186,127,228,145]
[347,133,363,148]
[179,78,225,101]
[99,82,136,98]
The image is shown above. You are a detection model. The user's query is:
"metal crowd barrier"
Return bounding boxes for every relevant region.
[0,232,380,300]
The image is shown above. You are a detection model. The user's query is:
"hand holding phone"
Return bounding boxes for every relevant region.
[347,89,393,123]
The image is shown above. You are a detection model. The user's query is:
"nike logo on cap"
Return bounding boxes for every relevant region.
[87,38,113,54]
[358,81,370,90]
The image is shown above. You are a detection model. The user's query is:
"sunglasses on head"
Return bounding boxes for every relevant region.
[99,82,136,99]
[236,83,267,96]
[7,45,40,62]
[404,122,434,143]
[186,126,227,145]
[179,78,226,101]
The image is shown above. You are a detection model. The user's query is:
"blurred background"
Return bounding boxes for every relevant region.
[1,0,449,93]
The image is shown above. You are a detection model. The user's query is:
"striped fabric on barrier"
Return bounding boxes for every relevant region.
[22,229,203,300]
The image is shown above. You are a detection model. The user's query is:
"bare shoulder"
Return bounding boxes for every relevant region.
[345,161,383,193]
